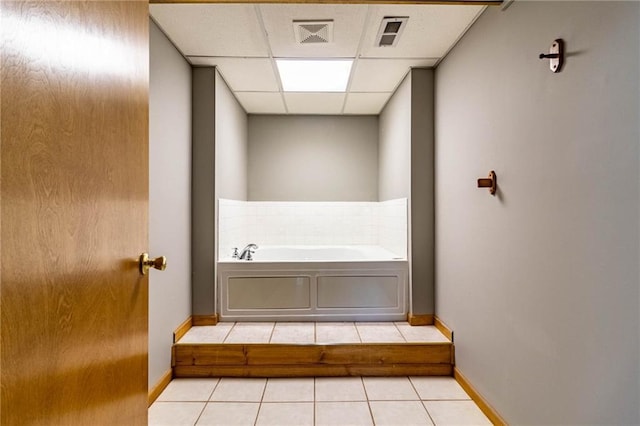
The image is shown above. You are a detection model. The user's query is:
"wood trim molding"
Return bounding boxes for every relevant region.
[151,0,502,5]
[454,367,508,426]
[408,313,434,326]
[148,368,173,407]
[173,316,193,343]
[192,314,219,326]
[434,316,454,342]
[173,342,453,377]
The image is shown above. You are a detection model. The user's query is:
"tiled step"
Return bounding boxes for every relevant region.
[172,322,454,378]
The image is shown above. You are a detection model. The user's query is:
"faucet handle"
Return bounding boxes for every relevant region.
[246,250,255,261]
[231,247,239,259]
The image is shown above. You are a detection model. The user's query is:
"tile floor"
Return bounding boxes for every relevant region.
[153,323,488,424]
[149,377,492,425]
[176,322,450,345]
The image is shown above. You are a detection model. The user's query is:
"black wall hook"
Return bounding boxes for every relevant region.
[539,39,564,72]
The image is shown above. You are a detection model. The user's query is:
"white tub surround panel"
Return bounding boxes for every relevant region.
[218,199,408,260]
[218,258,408,322]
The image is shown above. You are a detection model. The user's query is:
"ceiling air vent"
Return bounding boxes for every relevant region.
[293,20,334,44]
[375,17,408,47]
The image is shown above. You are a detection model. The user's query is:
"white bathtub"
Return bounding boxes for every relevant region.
[217,245,408,322]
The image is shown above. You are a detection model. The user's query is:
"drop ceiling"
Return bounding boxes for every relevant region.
[150,3,485,115]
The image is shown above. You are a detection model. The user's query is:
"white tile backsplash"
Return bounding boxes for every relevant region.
[218,198,407,259]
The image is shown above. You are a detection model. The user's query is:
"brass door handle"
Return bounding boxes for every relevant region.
[139,253,167,275]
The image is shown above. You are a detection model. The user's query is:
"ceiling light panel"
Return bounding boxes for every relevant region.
[276,59,353,92]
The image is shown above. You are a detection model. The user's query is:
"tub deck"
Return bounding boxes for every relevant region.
[172,322,454,378]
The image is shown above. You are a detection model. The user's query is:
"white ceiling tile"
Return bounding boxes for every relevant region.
[360,5,484,58]
[284,93,345,115]
[259,4,368,58]
[235,92,286,114]
[344,92,391,115]
[150,4,269,57]
[349,59,435,92]
[188,57,279,92]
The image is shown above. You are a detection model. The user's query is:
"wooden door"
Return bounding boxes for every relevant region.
[1,1,149,424]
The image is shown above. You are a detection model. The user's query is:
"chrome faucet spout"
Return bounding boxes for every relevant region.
[239,243,258,260]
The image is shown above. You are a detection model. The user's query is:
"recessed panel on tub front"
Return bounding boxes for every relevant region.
[227,277,311,310]
[317,276,399,308]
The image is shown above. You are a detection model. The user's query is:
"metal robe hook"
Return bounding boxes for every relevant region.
[539,39,564,73]
[477,171,497,196]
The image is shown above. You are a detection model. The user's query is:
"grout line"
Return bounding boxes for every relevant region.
[393,322,408,343]
[219,322,234,343]
[253,379,268,426]
[207,378,221,402]
[268,322,276,343]
[353,322,363,343]
[192,399,208,426]
[223,322,238,343]
[421,399,437,426]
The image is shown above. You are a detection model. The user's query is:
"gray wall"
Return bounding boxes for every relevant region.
[410,69,435,315]
[435,2,639,424]
[191,67,216,315]
[248,115,378,201]
[379,74,411,201]
[215,71,248,201]
[379,69,435,315]
[149,20,192,388]
[192,68,248,316]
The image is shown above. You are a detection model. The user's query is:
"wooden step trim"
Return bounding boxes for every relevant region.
[192,314,219,326]
[174,363,452,378]
[148,368,173,406]
[434,316,454,342]
[454,367,507,426]
[174,343,452,367]
[173,316,193,343]
[408,314,434,326]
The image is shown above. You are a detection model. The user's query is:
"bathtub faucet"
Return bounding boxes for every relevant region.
[239,243,258,261]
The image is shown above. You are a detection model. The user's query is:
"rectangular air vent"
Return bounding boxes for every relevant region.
[293,20,334,44]
[375,17,408,47]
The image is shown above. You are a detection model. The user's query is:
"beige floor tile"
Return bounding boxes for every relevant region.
[224,322,274,343]
[370,401,434,426]
[255,402,314,426]
[270,322,315,344]
[196,402,259,426]
[395,323,450,343]
[424,401,492,425]
[409,377,470,400]
[178,324,234,344]
[157,378,219,402]
[363,377,419,401]
[315,401,373,426]
[315,377,367,402]
[315,322,361,344]
[148,401,205,426]
[210,378,266,402]
[356,322,405,343]
[262,378,314,402]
